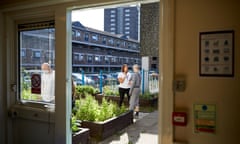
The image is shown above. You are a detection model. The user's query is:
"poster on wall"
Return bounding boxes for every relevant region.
[199,30,234,77]
[31,73,41,94]
[194,104,216,134]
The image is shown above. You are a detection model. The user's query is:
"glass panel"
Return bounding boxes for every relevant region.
[19,21,55,104]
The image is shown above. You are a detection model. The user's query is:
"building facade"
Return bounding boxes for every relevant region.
[20,21,140,73]
[104,6,139,41]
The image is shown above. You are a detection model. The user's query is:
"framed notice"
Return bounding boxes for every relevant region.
[199,30,234,77]
[194,104,216,134]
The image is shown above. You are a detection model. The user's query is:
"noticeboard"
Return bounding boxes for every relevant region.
[194,104,216,134]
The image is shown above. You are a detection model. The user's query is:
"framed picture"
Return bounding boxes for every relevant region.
[199,30,234,77]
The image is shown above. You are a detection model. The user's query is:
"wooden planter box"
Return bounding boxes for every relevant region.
[95,94,158,107]
[72,128,90,144]
[81,110,133,141]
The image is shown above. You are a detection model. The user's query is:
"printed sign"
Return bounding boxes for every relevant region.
[31,74,41,94]
[194,104,216,134]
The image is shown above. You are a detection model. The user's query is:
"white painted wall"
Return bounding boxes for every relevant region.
[174,0,240,143]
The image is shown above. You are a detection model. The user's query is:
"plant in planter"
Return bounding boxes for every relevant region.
[72,116,90,144]
[75,85,98,98]
[75,95,133,141]
[103,86,119,97]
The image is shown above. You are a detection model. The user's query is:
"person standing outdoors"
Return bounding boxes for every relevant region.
[41,63,55,102]
[118,64,131,107]
[129,64,141,117]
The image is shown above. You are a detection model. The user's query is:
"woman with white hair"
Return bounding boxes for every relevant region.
[129,64,141,117]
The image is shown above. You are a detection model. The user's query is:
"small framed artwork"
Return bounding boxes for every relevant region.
[199,30,234,77]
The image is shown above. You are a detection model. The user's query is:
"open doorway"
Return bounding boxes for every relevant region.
[71,1,159,143]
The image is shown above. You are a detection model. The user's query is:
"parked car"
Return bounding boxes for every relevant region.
[72,73,94,85]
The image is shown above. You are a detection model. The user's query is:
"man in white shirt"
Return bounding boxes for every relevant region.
[41,63,55,102]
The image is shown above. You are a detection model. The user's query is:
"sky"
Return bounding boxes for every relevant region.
[72,9,104,31]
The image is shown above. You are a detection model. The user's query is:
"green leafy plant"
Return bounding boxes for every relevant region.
[71,116,80,133]
[103,86,119,96]
[75,95,127,122]
[75,85,98,98]
[140,91,156,100]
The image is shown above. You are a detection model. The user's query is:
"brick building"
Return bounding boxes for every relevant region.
[20,21,140,73]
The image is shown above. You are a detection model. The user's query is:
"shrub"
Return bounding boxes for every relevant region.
[103,86,119,96]
[75,95,127,122]
[75,85,98,98]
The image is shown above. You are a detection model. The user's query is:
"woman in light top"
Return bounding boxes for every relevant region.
[118,64,131,107]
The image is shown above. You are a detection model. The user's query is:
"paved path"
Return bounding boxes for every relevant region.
[99,111,158,144]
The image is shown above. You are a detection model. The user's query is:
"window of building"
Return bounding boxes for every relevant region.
[87,55,93,63]
[152,57,158,61]
[125,13,130,17]
[79,54,84,61]
[125,31,130,34]
[18,21,55,104]
[125,27,130,30]
[102,37,106,44]
[110,10,116,13]
[95,56,100,62]
[32,50,41,58]
[105,56,109,63]
[76,31,81,37]
[85,33,89,41]
[125,9,130,12]
[125,22,130,26]
[21,49,26,57]
[116,40,120,47]
[125,18,130,21]
[92,34,98,41]
[108,38,114,45]
[110,27,115,31]
[110,14,115,18]
[110,19,115,22]
[74,53,79,60]
[72,30,76,37]
[110,23,115,26]
[128,43,132,49]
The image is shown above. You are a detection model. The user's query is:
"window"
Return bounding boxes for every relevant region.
[110,10,116,13]
[125,13,130,17]
[76,31,81,37]
[125,9,130,12]
[110,27,115,31]
[95,56,100,62]
[87,55,93,63]
[125,31,130,34]
[125,18,130,21]
[110,19,115,22]
[32,50,41,58]
[125,22,130,26]
[125,27,130,30]
[72,30,76,37]
[128,43,132,49]
[110,14,115,18]
[108,38,114,45]
[85,33,89,41]
[74,53,79,60]
[79,54,84,61]
[18,21,55,103]
[21,49,26,57]
[102,37,106,44]
[92,34,98,41]
[110,23,116,26]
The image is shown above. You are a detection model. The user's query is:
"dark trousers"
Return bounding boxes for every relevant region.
[118,87,130,107]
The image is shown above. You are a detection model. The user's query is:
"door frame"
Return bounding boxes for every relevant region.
[0,0,175,143]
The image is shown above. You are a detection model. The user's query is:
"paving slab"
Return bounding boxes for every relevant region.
[98,111,158,144]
